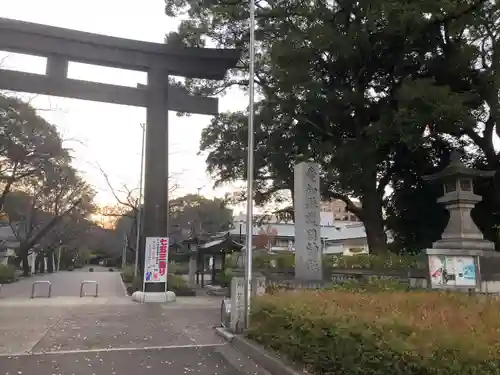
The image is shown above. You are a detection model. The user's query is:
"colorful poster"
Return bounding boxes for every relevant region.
[429,255,446,285]
[428,255,476,287]
[454,256,476,287]
[144,237,169,283]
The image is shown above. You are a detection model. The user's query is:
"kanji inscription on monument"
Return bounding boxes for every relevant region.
[230,277,246,333]
[294,162,323,280]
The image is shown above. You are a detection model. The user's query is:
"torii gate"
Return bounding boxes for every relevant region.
[0,17,239,294]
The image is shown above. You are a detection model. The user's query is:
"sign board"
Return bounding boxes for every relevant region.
[429,255,477,287]
[144,237,169,283]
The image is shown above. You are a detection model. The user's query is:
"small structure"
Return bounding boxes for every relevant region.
[190,233,243,288]
[182,235,208,288]
[424,151,500,291]
[0,223,18,266]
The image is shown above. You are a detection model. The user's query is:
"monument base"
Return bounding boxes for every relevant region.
[131,291,176,303]
[432,238,495,251]
[144,282,166,293]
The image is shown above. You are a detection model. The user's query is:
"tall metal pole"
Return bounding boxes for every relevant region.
[244,0,256,330]
[122,232,127,269]
[134,123,146,277]
[57,247,61,272]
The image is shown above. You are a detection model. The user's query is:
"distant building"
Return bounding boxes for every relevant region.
[0,223,19,265]
[321,199,361,222]
[231,214,367,255]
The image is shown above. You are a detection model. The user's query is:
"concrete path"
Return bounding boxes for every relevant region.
[0,345,267,375]
[0,267,126,299]
[0,296,268,375]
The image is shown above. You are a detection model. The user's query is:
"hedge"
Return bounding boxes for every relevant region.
[328,253,427,271]
[248,290,500,374]
[121,266,135,283]
[251,253,426,273]
[0,264,17,283]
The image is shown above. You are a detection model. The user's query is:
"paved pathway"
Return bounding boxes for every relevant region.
[0,345,266,375]
[0,268,126,299]
[0,291,268,375]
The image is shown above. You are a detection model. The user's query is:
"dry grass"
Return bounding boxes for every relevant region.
[253,290,500,360]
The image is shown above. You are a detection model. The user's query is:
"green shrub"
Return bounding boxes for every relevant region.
[169,262,189,275]
[121,266,135,283]
[253,252,295,271]
[326,277,412,292]
[275,253,294,269]
[132,276,142,291]
[253,253,273,269]
[0,264,17,283]
[168,274,195,296]
[168,274,187,289]
[249,290,500,375]
[328,253,426,271]
[213,268,233,287]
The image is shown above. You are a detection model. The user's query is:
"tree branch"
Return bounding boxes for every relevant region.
[321,187,363,217]
[24,198,82,251]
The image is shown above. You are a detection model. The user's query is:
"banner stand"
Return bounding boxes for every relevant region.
[143,237,169,302]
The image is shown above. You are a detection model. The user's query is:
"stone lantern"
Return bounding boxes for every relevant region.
[423,151,499,291]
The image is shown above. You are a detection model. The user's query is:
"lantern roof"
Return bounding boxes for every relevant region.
[423,151,495,181]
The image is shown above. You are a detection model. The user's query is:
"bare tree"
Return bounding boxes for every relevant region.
[98,165,181,260]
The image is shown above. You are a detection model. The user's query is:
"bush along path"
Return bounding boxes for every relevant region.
[0,264,18,284]
[248,288,500,375]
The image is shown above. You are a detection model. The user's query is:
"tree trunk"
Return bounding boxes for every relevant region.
[360,194,388,255]
[47,251,54,273]
[34,255,39,274]
[21,251,30,276]
[39,254,45,274]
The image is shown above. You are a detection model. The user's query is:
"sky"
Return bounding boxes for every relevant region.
[0,0,248,208]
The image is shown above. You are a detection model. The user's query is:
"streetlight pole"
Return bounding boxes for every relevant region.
[134,123,146,277]
[122,232,128,269]
[244,0,256,330]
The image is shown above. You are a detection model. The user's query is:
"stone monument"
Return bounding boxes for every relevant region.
[228,274,266,333]
[229,276,246,333]
[294,162,323,281]
[424,151,500,291]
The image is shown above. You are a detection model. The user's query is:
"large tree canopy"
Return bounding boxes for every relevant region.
[165,0,493,254]
[169,194,233,236]
[0,94,67,211]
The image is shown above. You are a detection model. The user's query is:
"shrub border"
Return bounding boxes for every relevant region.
[215,328,307,375]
